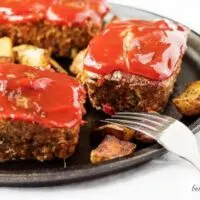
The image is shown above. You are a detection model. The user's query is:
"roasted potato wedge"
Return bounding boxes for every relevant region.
[13,44,66,73]
[94,124,135,141]
[0,37,13,63]
[70,49,87,75]
[173,81,200,116]
[90,135,136,164]
[13,45,51,70]
[94,124,155,143]
[135,132,156,144]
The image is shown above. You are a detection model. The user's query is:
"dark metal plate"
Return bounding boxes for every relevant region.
[0,3,200,187]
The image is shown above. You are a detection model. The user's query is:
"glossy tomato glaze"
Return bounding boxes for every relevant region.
[0,64,85,128]
[84,19,188,80]
[0,0,109,25]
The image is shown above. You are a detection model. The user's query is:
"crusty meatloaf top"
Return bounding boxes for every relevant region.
[83,19,188,80]
[0,0,110,26]
[0,63,86,128]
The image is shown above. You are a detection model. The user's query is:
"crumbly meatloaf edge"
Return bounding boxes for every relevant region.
[0,119,80,162]
[0,20,101,57]
[80,57,182,113]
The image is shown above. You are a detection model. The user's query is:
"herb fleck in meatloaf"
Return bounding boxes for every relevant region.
[0,63,86,162]
[0,0,110,57]
[78,19,188,114]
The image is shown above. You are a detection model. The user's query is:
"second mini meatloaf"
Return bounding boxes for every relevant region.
[78,19,188,114]
[0,64,85,162]
[0,0,110,57]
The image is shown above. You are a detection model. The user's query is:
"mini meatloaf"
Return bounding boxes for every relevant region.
[0,63,85,162]
[78,19,188,114]
[0,0,110,57]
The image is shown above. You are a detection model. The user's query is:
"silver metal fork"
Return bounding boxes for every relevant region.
[101,112,200,171]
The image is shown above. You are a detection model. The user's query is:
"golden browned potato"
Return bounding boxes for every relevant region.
[0,37,13,63]
[173,81,200,116]
[70,49,87,75]
[13,44,66,73]
[135,132,156,144]
[90,135,136,164]
[94,124,135,141]
[13,45,51,70]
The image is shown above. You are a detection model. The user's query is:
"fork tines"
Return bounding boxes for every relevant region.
[101,112,175,139]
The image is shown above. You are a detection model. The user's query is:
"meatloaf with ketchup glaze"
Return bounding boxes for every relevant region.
[78,19,188,114]
[0,64,85,162]
[0,0,110,57]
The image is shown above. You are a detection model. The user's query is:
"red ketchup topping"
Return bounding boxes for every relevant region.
[0,64,85,128]
[0,0,110,25]
[84,19,188,80]
[0,0,49,23]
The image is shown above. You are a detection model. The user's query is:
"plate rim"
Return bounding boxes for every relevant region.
[111,2,200,38]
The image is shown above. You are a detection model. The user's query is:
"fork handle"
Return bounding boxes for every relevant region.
[158,123,200,173]
[160,140,200,172]
[185,152,200,172]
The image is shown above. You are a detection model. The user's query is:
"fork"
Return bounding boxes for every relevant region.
[101,112,200,171]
